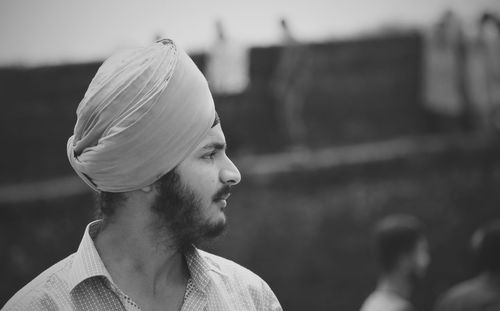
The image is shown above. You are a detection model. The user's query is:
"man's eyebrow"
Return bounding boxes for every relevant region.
[202,142,226,151]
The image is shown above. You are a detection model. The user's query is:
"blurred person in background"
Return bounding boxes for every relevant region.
[360,214,431,311]
[421,10,474,132]
[270,17,312,151]
[3,39,281,311]
[205,19,249,96]
[466,12,500,131]
[434,220,500,311]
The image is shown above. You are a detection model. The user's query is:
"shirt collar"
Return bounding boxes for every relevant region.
[185,247,210,292]
[185,247,227,293]
[68,220,225,294]
[68,220,114,292]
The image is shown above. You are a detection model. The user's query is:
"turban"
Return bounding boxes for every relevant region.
[67,39,216,192]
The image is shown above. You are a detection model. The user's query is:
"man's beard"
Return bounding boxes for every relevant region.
[150,169,227,253]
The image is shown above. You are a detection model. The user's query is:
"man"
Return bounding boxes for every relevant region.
[271,17,312,150]
[360,214,430,311]
[422,9,473,132]
[205,19,249,95]
[434,220,500,311]
[470,12,500,130]
[3,39,282,311]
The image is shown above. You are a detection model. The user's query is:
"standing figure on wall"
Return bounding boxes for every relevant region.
[271,17,313,150]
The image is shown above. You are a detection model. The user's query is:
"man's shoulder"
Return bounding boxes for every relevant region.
[2,254,75,311]
[435,276,499,310]
[196,250,282,310]
[439,277,488,303]
[198,249,263,285]
[360,291,414,311]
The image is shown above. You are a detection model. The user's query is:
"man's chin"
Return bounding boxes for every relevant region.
[203,219,227,239]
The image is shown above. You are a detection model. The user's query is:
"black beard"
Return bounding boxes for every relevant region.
[150,169,226,253]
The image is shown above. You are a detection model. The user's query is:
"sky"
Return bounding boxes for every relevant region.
[0,0,498,67]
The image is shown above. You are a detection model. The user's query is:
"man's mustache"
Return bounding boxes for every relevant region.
[213,185,232,200]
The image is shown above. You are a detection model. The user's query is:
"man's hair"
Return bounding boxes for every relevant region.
[471,220,500,273]
[96,169,179,223]
[374,214,424,272]
[212,111,220,127]
[479,12,499,28]
[96,191,127,220]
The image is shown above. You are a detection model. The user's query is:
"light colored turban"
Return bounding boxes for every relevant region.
[67,39,216,192]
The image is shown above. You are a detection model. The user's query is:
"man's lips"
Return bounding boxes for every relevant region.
[214,192,231,201]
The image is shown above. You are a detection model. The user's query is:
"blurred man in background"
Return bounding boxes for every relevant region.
[434,220,500,311]
[271,17,312,150]
[467,12,500,131]
[421,9,473,132]
[3,39,281,311]
[205,19,249,96]
[360,214,430,311]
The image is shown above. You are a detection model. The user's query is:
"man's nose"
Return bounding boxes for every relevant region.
[220,155,241,186]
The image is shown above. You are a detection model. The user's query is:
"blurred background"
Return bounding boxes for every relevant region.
[1,0,500,310]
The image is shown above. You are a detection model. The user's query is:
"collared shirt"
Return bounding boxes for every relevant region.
[360,290,414,311]
[3,221,282,311]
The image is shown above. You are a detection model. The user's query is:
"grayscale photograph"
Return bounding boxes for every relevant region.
[1,0,499,310]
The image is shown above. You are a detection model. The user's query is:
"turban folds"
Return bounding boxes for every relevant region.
[67,39,215,192]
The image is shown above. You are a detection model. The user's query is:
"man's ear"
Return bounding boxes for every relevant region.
[123,185,155,212]
[140,185,153,193]
[132,184,157,205]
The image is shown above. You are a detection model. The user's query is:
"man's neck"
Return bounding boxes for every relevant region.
[377,271,413,300]
[94,210,189,309]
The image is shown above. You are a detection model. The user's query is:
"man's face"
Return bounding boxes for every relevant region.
[176,123,241,226]
[151,124,241,252]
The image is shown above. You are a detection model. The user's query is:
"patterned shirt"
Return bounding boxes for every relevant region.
[360,290,414,311]
[3,221,282,311]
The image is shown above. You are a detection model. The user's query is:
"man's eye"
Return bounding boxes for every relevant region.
[203,151,217,160]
